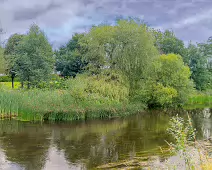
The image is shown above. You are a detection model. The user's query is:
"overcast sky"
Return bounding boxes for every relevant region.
[0,0,212,48]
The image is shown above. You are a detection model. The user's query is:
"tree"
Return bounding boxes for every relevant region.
[81,19,159,98]
[151,29,187,62]
[186,43,211,90]
[55,33,87,77]
[153,54,194,106]
[15,24,54,88]
[4,34,25,88]
[133,54,194,107]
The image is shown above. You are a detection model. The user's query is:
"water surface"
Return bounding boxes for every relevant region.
[0,110,211,170]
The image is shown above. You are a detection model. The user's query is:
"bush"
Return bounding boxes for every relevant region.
[0,75,20,82]
[0,76,11,82]
[66,73,129,105]
[35,74,68,90]
[151,84,178,107]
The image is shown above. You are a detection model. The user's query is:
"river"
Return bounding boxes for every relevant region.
[0,109,211,170]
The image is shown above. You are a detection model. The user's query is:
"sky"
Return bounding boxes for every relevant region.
[0,0,212,48]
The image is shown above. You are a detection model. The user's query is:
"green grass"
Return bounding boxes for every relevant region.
[0,89,145,122]
[0,82,21,90]
[184,93,212,109]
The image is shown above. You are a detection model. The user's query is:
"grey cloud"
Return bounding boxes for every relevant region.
[14,1,61,21]
[1,0,212,48]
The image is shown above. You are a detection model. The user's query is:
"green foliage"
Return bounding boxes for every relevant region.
[186,93,212,109]
[167,115,196,152]
[55,33,87,77]
[0,18,209,117]
[82,19,159,97]
[167,114,196,169]
[0,88,143,121]
[133,54,194,107]
[152,29,187,59]
[66,73,129,105]
[186,43,211,90]
[14,24,54,88]
[4,34,25,56]
[0,47,6,74]
[151,84,178,106]
[155,54,194,106]
[0,82,21,90]
[4,34,25,81]
[0,75,13,82]
[36,75,68,90]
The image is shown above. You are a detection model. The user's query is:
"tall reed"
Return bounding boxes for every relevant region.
[0,89,144,121]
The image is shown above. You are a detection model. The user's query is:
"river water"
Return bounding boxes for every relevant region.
[0,110,211,170]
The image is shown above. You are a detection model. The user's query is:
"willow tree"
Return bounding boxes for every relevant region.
[81,19,159,98]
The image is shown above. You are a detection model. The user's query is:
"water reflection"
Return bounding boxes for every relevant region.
[0,110,211,170]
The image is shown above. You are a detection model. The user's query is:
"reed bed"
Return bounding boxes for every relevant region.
[0,89,144,122]
[186,94,212,109]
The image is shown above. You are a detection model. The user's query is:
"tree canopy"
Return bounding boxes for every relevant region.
[81,19,159,97]
[2,18,212,107]
[14,24,54,88]
[4,33,25,87]
[55,33,87,77]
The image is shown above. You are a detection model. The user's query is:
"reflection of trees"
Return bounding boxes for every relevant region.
[0,110,209,170]
[53,112,173,169]
[113,112,172,159]
[0,121,50,170]
[52,119,128,169]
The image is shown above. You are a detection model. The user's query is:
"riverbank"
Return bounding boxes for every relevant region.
[184,93,212,110]
[0,79,211,122]
[0,89,145,121]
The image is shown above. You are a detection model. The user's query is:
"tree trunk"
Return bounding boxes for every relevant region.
[27,77,30,89]
[11,76,14,89]
[21,81,24,89]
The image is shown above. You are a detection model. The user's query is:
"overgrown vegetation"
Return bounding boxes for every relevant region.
[0,18,211,121]
[166,115,212,170]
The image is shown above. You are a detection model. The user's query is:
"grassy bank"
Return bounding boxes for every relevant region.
[0,89,145,122]
[185,93,212,109]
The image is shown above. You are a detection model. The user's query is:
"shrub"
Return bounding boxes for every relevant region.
[0,75,21,82]
[66,73,129,105]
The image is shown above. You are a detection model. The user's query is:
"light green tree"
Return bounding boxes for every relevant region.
[81,19,159,98]
[134,54,194,107]
[153,54,194,107]
[15,24,54,88]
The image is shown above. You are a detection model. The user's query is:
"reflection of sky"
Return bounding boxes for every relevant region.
[201,118,212,139]
[0,144,85,170]
[43,144,84,170]
[0,148,23,170]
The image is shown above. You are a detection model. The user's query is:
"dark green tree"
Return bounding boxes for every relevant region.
[55,33,87,78]
[4,34,25,88]
[152,29,187,62]
[186,43,211,90]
